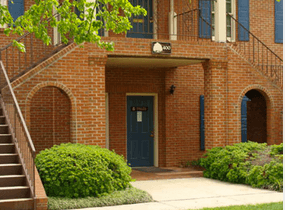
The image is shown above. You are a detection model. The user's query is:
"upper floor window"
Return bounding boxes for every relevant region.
[211,0,235,41]
[199,0,235,41]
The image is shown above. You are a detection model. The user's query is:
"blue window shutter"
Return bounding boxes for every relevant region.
[96,6,105,37]
[8,0,24,21]
[200,95,205,150]
[238,0,249,41]
[241,96,250,143]
[75,0,84,20]
[275,0,283,43]
[199,0,211,39]
[75,8,83,20]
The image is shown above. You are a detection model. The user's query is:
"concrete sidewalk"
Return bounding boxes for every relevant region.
[70,177,283,210]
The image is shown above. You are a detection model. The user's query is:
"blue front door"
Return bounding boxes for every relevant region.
[127,96,154,167]
[127,0,153,39]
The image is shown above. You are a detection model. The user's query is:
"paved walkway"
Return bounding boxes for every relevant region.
[70,177,283,210]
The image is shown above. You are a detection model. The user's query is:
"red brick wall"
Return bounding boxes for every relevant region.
[226,47,282,146]
[13,43,107,148]
[9,34,281,167]
[203,60,228,149]
[30,86,71,153]
[5,0,281,167]
[164,64,205,166]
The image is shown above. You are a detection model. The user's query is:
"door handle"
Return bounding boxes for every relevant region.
[150,131,154,137]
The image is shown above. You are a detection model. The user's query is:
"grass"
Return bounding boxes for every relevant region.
[189,202,283,210]
[48,187,153,210]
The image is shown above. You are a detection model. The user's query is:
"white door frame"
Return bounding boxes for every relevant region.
[126,93,159,167]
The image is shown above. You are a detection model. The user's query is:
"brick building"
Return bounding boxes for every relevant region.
[0,0,283,208]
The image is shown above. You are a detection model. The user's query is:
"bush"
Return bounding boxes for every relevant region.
[35,143,132,198]
[199,141,283,191]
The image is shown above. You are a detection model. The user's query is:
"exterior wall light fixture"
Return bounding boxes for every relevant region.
[170,85,176,94]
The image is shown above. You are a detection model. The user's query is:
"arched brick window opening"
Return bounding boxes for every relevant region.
[30,86,71,153]
[244,89,267,143]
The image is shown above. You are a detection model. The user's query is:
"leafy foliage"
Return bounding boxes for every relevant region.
[2,0,146,51]
[35,143,132,198]
[199,142,283,191]
[48,187,153,210]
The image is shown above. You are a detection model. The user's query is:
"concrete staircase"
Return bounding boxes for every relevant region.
[0,108,33,210]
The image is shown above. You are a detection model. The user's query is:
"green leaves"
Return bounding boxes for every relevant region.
[200,141,283,192]
[12,40,25,52]
[35,143,132,198]
[3,0,147,52]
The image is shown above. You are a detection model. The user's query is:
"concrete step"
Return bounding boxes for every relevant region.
[0,198,33,210]
[0,186,30,199]
[0,125,8,134]
[0,154,18,164]
[0,164,22,175]
[0,134,12,143]
[0,175,26,187]
[0,143,15,153]
[0,116,6,125]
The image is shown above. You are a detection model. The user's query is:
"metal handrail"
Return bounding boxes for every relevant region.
[0,9,72,82]
[227,13,283,88]
[0,61,35,197]
[227,13,282,61]
[0,62,35,152]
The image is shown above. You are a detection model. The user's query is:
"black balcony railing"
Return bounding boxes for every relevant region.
[0,28,71,82]
[227,13,283,88]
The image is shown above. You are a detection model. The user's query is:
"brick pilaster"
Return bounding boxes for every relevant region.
[203,60,228,149]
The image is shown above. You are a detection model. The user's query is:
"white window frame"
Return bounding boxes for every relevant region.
[212,0,236,42]
[1,0,8,28]
[53,5,61,46]
[85,0,108,37]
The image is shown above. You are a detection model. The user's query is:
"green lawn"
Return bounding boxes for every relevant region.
[48,187,153,210]
[189,202,283,210]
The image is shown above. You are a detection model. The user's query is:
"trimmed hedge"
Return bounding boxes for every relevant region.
[35,143,132,198]
[199,141,283,191]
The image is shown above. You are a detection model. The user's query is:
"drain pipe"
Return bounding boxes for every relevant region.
[169,0,177,40]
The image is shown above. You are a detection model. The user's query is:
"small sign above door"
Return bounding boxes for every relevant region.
[131,107,148,111]
[152,42,172,54]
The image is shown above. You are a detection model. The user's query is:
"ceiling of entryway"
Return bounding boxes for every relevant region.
[106,56,207,68]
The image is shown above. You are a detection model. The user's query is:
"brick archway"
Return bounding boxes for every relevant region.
[238,85,274,144]
[25,82,77,152]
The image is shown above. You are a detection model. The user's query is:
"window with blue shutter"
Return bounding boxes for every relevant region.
[200,95,205,150]
[75,6,83,21]
[199,0,211,39]
[238,0,249,41]
[275,0,283,43]
[8,0,24,21]
[96,4,104,37]
[241,96,250,142]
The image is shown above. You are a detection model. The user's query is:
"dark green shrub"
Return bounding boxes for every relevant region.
[199,141,283,191]
[270,143,283,156]
[35,143,132,198]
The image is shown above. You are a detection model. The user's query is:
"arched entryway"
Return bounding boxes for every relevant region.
[30,86,71,153]
[241,89,267,143]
